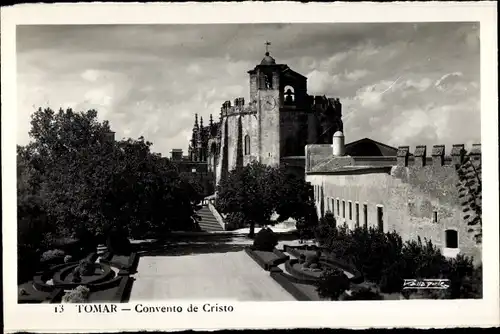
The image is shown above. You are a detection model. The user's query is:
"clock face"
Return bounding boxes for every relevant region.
[263,96,277,110]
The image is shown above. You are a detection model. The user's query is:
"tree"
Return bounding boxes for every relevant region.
[456,154,482,243]
[18,107,199,244]
[216,162,278,237]
[216,162,317,237]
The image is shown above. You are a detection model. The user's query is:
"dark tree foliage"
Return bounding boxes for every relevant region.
[17,108,199,250]
[216,161,317,237]
[456,154,482,243]
[252,227,279,252]
[316,224,481,298]
[315,267,350,300]
[216,162,278,237]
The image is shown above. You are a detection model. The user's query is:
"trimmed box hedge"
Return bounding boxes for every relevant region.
[244,247,289,271]
[269,267,313,301]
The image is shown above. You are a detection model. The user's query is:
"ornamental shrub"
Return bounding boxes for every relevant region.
[78,259,95,276]
[303,251,322,269]
[62,285,90,303]
[106,227,132,255]
[315,267,350,300]
[252,227,278,252]
[225,212,250,230]
[314,212,337,245]
[40,249,65,263]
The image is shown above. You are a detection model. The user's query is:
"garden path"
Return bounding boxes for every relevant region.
[129,249,295,301]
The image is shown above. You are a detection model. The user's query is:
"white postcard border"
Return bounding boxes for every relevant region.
[2,2,498,332]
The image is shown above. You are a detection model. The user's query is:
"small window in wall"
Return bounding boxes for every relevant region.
[342,200,346,218]
[355,203,360,227]
[337,199,340,216]
[433,211,438,223]
[244,135,251,155]
[363,204,368,228]
[445,230,458,248]
[331,198,335,215]
[348,201,352,220]
[377,206,384,231]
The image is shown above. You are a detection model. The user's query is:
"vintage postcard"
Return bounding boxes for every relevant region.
[2,1,499,332]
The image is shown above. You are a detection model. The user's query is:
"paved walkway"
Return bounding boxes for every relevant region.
[129,250,295,301]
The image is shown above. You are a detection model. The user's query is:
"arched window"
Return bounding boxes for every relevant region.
[445,229,458,248]
[284,85,295,104]
[244,135,251,155]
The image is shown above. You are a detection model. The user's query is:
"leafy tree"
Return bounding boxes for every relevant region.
[216,162,278,237]
[18,107,198,245]
[216,162,317,237]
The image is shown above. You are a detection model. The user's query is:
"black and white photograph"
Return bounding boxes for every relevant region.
[2,2,498,332]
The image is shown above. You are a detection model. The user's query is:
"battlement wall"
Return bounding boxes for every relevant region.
[396,143,481,168]
[220,98,257,117]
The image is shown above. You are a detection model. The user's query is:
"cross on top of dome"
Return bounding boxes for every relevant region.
[260,41,276,65]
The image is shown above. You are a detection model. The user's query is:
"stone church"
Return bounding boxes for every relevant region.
[187,50,343,185]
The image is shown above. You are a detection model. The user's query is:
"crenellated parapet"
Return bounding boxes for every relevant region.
[396,144,481,168]
[220,97,258,118]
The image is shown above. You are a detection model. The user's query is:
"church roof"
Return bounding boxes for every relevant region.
[344,138,398,157]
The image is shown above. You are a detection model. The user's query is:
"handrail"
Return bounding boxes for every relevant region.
[207,202,226,230]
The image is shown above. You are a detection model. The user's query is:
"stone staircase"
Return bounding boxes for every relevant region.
[196,206,224,232]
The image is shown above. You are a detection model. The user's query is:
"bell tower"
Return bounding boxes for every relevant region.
[247,42,283,166]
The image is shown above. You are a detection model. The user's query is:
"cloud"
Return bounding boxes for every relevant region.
[17,23,480,156]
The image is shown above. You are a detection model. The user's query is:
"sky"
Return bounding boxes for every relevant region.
[17,22,481,156]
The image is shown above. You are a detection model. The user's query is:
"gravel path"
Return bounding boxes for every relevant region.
[129,250,295,301]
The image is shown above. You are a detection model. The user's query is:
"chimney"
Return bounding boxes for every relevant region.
[397,146,409,167]
[414,145,427,167]
[451,144,465,165]
[170,149,183,161]
[431,145,445,166]
[103,131,115,143]
[331,131,345,156]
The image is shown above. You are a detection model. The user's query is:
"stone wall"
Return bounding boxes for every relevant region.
[306,144,482,264]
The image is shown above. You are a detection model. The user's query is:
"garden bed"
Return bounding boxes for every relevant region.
[269,267,321,301]
[283,244,363,283]
[244,247,289,271]
[86,276,134,303]
[99,252,139,275]
[20,275,133,304]
[284,259,324,285]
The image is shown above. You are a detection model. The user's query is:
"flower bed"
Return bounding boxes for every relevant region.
[244,247,289,271]
[99,252,139,275]
[284,259,323,285]
[269,267,319,301]
[283,244,363,284]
